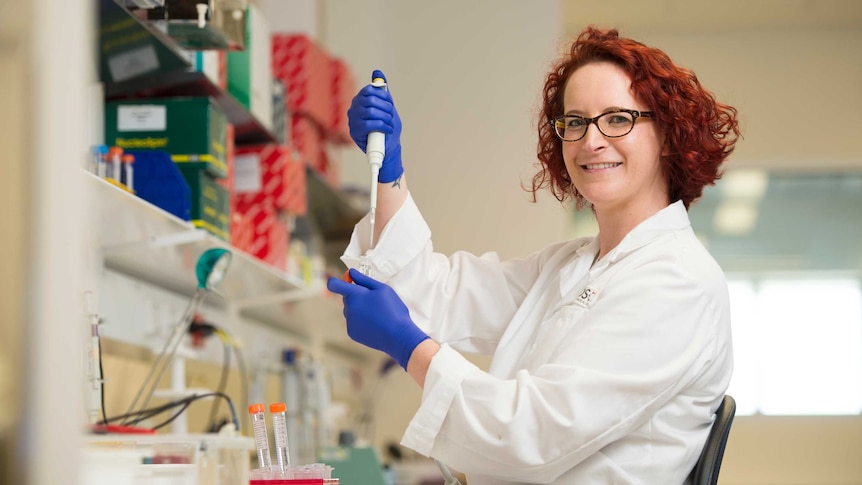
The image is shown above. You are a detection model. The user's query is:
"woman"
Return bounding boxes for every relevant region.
[328,26,740,484]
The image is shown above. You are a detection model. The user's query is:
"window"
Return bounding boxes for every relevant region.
[726,277,862,415]
[568,170,862,416]
[690,170,862,416]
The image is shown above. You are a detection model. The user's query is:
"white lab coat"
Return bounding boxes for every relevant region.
[342,195,733,485]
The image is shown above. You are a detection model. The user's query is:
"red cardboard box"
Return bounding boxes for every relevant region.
[322,143,341,189]
[283,151,307,216]
[329,57,356,145]
[291,114,339,188]
[234,202,289,271]
[290,114,324,174]
[217,50,227,90]
[235,144,298,212]
[229,210,254,252]
[271,34,333,130]
[269,215,289,270]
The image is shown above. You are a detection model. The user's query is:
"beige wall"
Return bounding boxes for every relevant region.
[724,416,862,485]
[0,0,30,480]
[322,1,862,483]
[323,0,569,261]
[2,0,93,483]
[615,27,862,172]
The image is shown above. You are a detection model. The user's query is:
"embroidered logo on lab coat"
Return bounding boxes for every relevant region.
[576,286,598,308]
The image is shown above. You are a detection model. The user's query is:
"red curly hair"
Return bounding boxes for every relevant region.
[532,27,740,210]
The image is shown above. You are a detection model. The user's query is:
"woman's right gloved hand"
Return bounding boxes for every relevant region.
[327,268,429,370]
[347,70,404,183]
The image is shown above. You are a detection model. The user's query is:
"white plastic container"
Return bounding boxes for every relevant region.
[84,432,253,485]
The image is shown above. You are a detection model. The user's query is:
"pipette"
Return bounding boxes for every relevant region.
[365,77,387,261]
[436,459,463,485]
[84,291,104,425]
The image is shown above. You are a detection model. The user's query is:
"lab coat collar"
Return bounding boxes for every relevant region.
[605,200,690,264]
[560,200,690,296]
[560,237,601,297]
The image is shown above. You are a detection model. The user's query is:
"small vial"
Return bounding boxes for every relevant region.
[270,402,291,474]
[359,255,371,276]
[89,145,104,174]
[248,403,272,471]
[96,145,109,178]
[122,153,135,191]
[108,146,123,181]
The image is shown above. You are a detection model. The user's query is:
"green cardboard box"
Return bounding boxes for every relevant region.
[105,97,228,178]
[226,4,272,129]
[226,7,253,109]
[176,165,230,242]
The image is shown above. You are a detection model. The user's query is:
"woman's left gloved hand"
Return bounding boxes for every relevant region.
[327,268,429,369]
[346,70,404,183]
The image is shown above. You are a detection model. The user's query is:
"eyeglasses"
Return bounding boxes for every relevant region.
[550,109,655,142]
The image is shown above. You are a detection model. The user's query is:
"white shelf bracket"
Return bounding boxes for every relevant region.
[233,285,323,310]
[104,229,209,253]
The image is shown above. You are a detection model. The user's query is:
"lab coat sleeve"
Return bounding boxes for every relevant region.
[341,192,570,354]
[401,254,730,483]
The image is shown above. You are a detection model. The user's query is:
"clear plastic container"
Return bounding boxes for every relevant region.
[85,432,253,485]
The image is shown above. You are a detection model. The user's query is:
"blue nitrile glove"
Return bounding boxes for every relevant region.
[327,268,429,369]
[347,70,404,183]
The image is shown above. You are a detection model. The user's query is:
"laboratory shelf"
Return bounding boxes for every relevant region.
[87,170,315,319]
[306,169,365,242]
[93,0,368,349]
[98,0,278,146]
[98,0,190,85]
[305,168,367,269]
[104,69,278,146]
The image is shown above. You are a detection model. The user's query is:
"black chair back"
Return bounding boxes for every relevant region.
[690,395,736,485]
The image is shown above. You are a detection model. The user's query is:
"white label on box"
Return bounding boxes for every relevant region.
[199,51,221,87]
[117,105,167,132]
[107,44,160,83]
[234,153,262,193]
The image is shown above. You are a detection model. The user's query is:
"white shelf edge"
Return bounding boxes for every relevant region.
[85,169,308,309]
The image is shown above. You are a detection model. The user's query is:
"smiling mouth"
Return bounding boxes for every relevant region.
[581,162,622,170]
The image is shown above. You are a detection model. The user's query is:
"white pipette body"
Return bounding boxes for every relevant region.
[366,77,387,254]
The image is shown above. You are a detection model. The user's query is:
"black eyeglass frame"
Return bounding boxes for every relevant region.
[550,109,655,142]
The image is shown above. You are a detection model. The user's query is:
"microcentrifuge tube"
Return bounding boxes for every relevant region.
[359,254,371,276]
[108,147,123,182]
[122,153,135,191]
[248,403,272,471]
[270,402,291,474]
[96,145,108,178]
